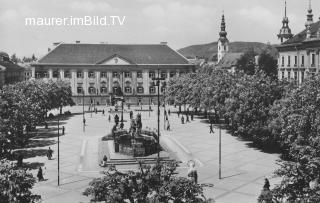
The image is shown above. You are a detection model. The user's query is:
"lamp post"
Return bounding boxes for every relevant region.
[151,69,165,158]
[82,89,85,132]
[218,118,224,179]
[57,111,60,186]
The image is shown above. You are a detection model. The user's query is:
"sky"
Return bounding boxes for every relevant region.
[0,0,319,58]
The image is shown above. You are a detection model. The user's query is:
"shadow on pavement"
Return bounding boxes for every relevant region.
[22,161,45,170]
[27,139,57,148]
[14,148,49,159]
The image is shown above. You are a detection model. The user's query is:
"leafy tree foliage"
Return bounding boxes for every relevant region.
[236,47,256,75]
[83,161,214,203]
[0,160,41,203]
[224,71,285,145]
[269,75,320,201]
[258,51,278,79]
[0,80,74,157]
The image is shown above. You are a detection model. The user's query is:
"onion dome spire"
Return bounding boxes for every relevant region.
[305,0,313,28]
[278,1,293,43]
[219,12,228,42]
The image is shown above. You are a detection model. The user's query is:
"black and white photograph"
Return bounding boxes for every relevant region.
[1,0,320,202]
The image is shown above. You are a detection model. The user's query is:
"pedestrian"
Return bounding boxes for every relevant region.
[191,113,194,121]
[100,155,108,167]
[167,120,171,131]
[187,160,198,184]
[102,109,105,115]
[181,116,184,124]
[37,166,44,181]
[62,126,65,135]
[168,109,171,116]
[210,123,214,133]
[186,115,190,122]
[166,115,168,121]
[47,147,53,160]
[108,115,111,122]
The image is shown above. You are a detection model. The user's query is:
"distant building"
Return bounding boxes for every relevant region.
[32,42,195,105]
[0,51,25,88]
[276,0,320,84]
[215,13,243,73]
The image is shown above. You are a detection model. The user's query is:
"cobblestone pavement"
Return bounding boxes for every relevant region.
[28,105,280,203]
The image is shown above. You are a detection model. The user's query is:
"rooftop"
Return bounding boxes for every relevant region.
[282,21,320,45]
[37,43,190,65]
[0,61,25,72]
[216,53,243,68]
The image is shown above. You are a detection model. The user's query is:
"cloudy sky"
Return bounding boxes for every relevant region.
[0,0,319,58]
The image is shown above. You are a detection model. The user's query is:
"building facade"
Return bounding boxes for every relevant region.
[276,1,320,84]
[32,43,195,105]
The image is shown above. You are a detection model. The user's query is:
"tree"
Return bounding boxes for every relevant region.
[0,80,74,159]
[269,75,320,201]
[10,53,20,64]
[258,51,278,79]
[224,71,285,146]
[0,160,41,203]
[31,54,37,61]
[83,161,214,203]
[236,47,256,75]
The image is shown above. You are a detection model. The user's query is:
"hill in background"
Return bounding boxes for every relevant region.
[178,41,278,60]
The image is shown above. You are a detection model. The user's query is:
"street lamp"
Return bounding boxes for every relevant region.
[218,118,224,179]
[57,110,60,186]
[82,89,85,132]
[151,69,165,158]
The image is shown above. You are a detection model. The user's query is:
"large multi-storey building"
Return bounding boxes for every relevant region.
[32,42,195,105]
[276,0,320,84]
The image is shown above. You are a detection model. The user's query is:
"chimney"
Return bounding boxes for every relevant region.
[76,40,80,44]
[160,42,167,45]
[48,48,51,52]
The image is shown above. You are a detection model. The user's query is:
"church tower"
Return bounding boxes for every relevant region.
[277,1,293,43]
[305,0,313,28]
[217,13,229,63]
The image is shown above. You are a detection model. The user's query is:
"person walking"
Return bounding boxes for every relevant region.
[186,115,190,123]
[210,123,214,133]
[47,147,53,160]
[168,109,171,116]
[37,166,44,181]
[108,115,111,122]
[167,120,171,131]
[191,113,194,121]
[187,160,198,184]
[102,109,105,115]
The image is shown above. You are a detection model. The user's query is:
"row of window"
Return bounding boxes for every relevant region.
[76,86,165,94]
[281,54,317,67]
[281,71,305,82]
[35,70,179,79]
